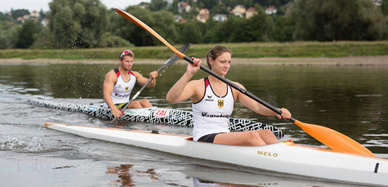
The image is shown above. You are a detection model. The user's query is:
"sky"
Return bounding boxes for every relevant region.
[0,0,151,12]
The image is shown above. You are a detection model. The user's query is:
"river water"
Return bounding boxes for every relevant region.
[0,62,387,187]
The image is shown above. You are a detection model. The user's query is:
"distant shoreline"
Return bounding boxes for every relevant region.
[1,56,388,66]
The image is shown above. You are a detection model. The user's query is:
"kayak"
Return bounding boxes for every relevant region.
[28,99,284,138]
[44,122,388,186]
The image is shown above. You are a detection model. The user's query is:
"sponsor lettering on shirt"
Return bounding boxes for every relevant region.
[114,93,131,98]
[205,95,214,102]
[201,112,230,118]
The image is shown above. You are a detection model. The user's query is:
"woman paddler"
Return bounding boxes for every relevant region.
[166,46,291,145]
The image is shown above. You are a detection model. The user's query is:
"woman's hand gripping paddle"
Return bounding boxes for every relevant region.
[111,43,191,123]
[114,8,375,157]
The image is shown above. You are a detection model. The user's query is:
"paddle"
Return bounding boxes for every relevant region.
[111,43,191,123]
[114,8,375,157]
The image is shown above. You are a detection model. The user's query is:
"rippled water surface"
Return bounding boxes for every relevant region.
[0,62,387,186]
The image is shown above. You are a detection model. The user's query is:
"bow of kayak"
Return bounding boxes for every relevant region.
[44,122,388,186]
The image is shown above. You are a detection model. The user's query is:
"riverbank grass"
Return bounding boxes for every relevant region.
[0,41,387,60]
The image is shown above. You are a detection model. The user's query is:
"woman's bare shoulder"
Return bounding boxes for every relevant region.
[225,79,244,89]
[188,78,204,85]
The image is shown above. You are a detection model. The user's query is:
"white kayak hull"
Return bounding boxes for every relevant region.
[44,122,388,186]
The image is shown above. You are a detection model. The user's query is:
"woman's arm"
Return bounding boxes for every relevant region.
[166,58,202,104]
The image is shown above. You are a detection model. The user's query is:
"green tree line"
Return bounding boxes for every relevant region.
[1,0,388,49]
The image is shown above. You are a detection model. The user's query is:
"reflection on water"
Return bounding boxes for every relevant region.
[106,163,353,187]
[184,164,357,187]
[193,178,261,187]
[106,163,263,187]
[106,164,136,186]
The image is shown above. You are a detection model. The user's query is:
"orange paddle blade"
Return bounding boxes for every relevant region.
[294,120,375,157]
[115,8,185,59]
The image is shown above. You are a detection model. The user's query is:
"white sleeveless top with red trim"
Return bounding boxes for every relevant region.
[192,77,234,141]
[111,68,136,104]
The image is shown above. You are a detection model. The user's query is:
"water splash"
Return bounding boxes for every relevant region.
[0,136,62,153]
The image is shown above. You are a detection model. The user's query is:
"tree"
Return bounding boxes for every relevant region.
[0,25,21,49]
[240,0,254,9]
[115,6,177,46]
[48,0,108,48]
[254,0,292,7]
[150,0,168,11]
[115,7,155,46]
[39,9,46,20]
[208,4,271,43]
[241,4,272,42]
[10,9,29,20]
[210,16,239,43]
[271,16,295,41]
[0,12,5,21]
[15,20,42,48]
[210,3,229,14]
[223,0,239,8]
[288,0,388,41]
[100,32,133,47]
[152,10,178,44]
[31,27,55,49]
[197,0,219,9]
[382,0,388,15]
[240,11,272,42]
[177,21,203,44]
[167,0,180,14]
